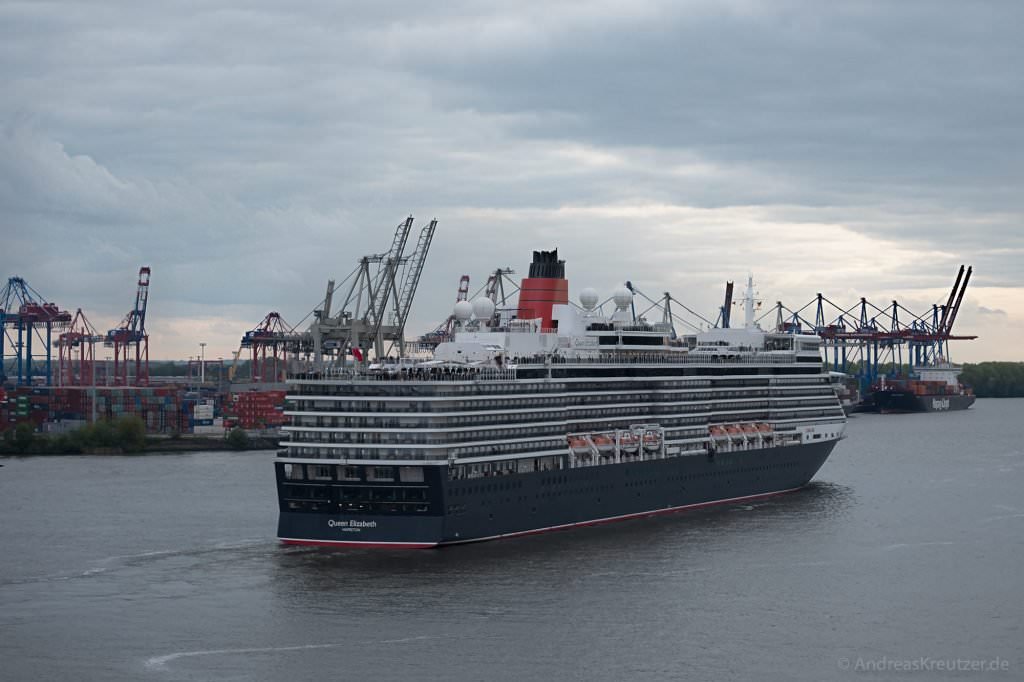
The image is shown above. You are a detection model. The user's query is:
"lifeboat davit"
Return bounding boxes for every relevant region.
[592,434,615,455]
[642,430,662,452]
[568,437,590,455]
[619,431,640,453]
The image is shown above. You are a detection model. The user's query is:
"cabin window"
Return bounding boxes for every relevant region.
[399,466,425,483]
[308,464,333,481]
[284,463,304,481]
[338,465,361,481]
[368,466,396,482]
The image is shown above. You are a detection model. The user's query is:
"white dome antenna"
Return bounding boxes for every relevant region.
[579,287,599,311]
[453,300,473,324]
[471,297,496,322]
[613,286,633,310]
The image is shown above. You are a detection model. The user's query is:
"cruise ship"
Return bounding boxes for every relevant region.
[275,251,847,548]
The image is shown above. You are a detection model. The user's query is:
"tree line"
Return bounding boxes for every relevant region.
[834,361,1024,398]
[1,415,148,454]
[960,362,1024,398]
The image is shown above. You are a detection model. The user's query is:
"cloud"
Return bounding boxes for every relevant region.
[0,1,1021,362]
[976,305,1007,317]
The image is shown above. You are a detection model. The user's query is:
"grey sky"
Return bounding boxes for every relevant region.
[1,1,1021,361]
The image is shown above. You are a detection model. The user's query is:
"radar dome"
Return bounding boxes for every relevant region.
[453,300,474,321]
[471,297,496,321]
[579,288,599,311]
[613,286,633,310]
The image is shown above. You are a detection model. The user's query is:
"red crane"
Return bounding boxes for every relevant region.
[105,267,151,386]
[57,309,103,386]
[241,312,295,383]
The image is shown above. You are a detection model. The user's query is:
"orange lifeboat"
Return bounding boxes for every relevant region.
[592,434,615,455]
[568,437,590,455]
[756,423,772,434]
[620,431,640,453]
[642,430,662,452]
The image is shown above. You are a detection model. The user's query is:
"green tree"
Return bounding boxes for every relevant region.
[13,423,35,453]
[226,427,251,450]
[83,419,115,448]
[115,415,147,452]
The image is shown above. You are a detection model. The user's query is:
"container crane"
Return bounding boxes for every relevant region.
[764,265,977,392]
[390,218,437,354]
[418,274,470,347]
[57,309,103,386]
[104,267,151,386]
[308,215,437,364]
[0,277,72,386]
[240,312,296,383]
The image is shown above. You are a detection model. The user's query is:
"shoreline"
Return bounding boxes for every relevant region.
[0,435,279,456]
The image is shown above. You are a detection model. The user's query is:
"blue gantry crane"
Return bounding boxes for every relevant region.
[762,266,976,393]
[0,277,72,386]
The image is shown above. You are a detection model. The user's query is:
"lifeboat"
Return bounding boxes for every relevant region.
[756,423,772,434]
[642,430,662,452]
[741,423,759,435]
[725,424,744,440]
[568,437,590,455]
[592,434,615,455]
[619,431,640,453]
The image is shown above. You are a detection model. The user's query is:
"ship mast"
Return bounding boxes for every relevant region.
[742,274,759,329]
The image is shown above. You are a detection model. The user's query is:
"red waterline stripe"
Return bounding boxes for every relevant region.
[280,538,438,549]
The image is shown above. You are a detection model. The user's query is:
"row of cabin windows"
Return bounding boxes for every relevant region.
[288,416,717,448]
[290,374,825,405]
[292,385,833,415]
[281,484,428,503]
[288,393,831,431]
[290,378,721,398]
[449,456,564,480]
[285,412,722,449]
[283,464,425,483]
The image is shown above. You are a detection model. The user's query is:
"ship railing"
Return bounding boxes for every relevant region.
[290,367,519,383]
[510,352,803,366]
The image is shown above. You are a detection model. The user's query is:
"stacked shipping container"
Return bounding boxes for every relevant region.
[225,390,286,430]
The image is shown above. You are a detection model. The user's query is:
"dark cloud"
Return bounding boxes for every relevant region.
[0,1,1020,360]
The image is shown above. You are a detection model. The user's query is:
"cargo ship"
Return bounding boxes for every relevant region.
[274,252,847,548]
[829,371,861,415]
[865,364,975,413]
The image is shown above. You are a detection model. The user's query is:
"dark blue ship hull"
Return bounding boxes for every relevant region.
[276,439,838,548]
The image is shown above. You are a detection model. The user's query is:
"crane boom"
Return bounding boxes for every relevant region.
[937,265,965,334]
[393,219,437,333]
[721,281,734,328]
[943,266,972,336]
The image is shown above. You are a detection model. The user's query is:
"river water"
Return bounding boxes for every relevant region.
[1,399,1022,681]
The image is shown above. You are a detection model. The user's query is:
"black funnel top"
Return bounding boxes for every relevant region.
[528,249,565,279]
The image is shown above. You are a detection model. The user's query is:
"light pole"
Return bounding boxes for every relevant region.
[199,343,207,384]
